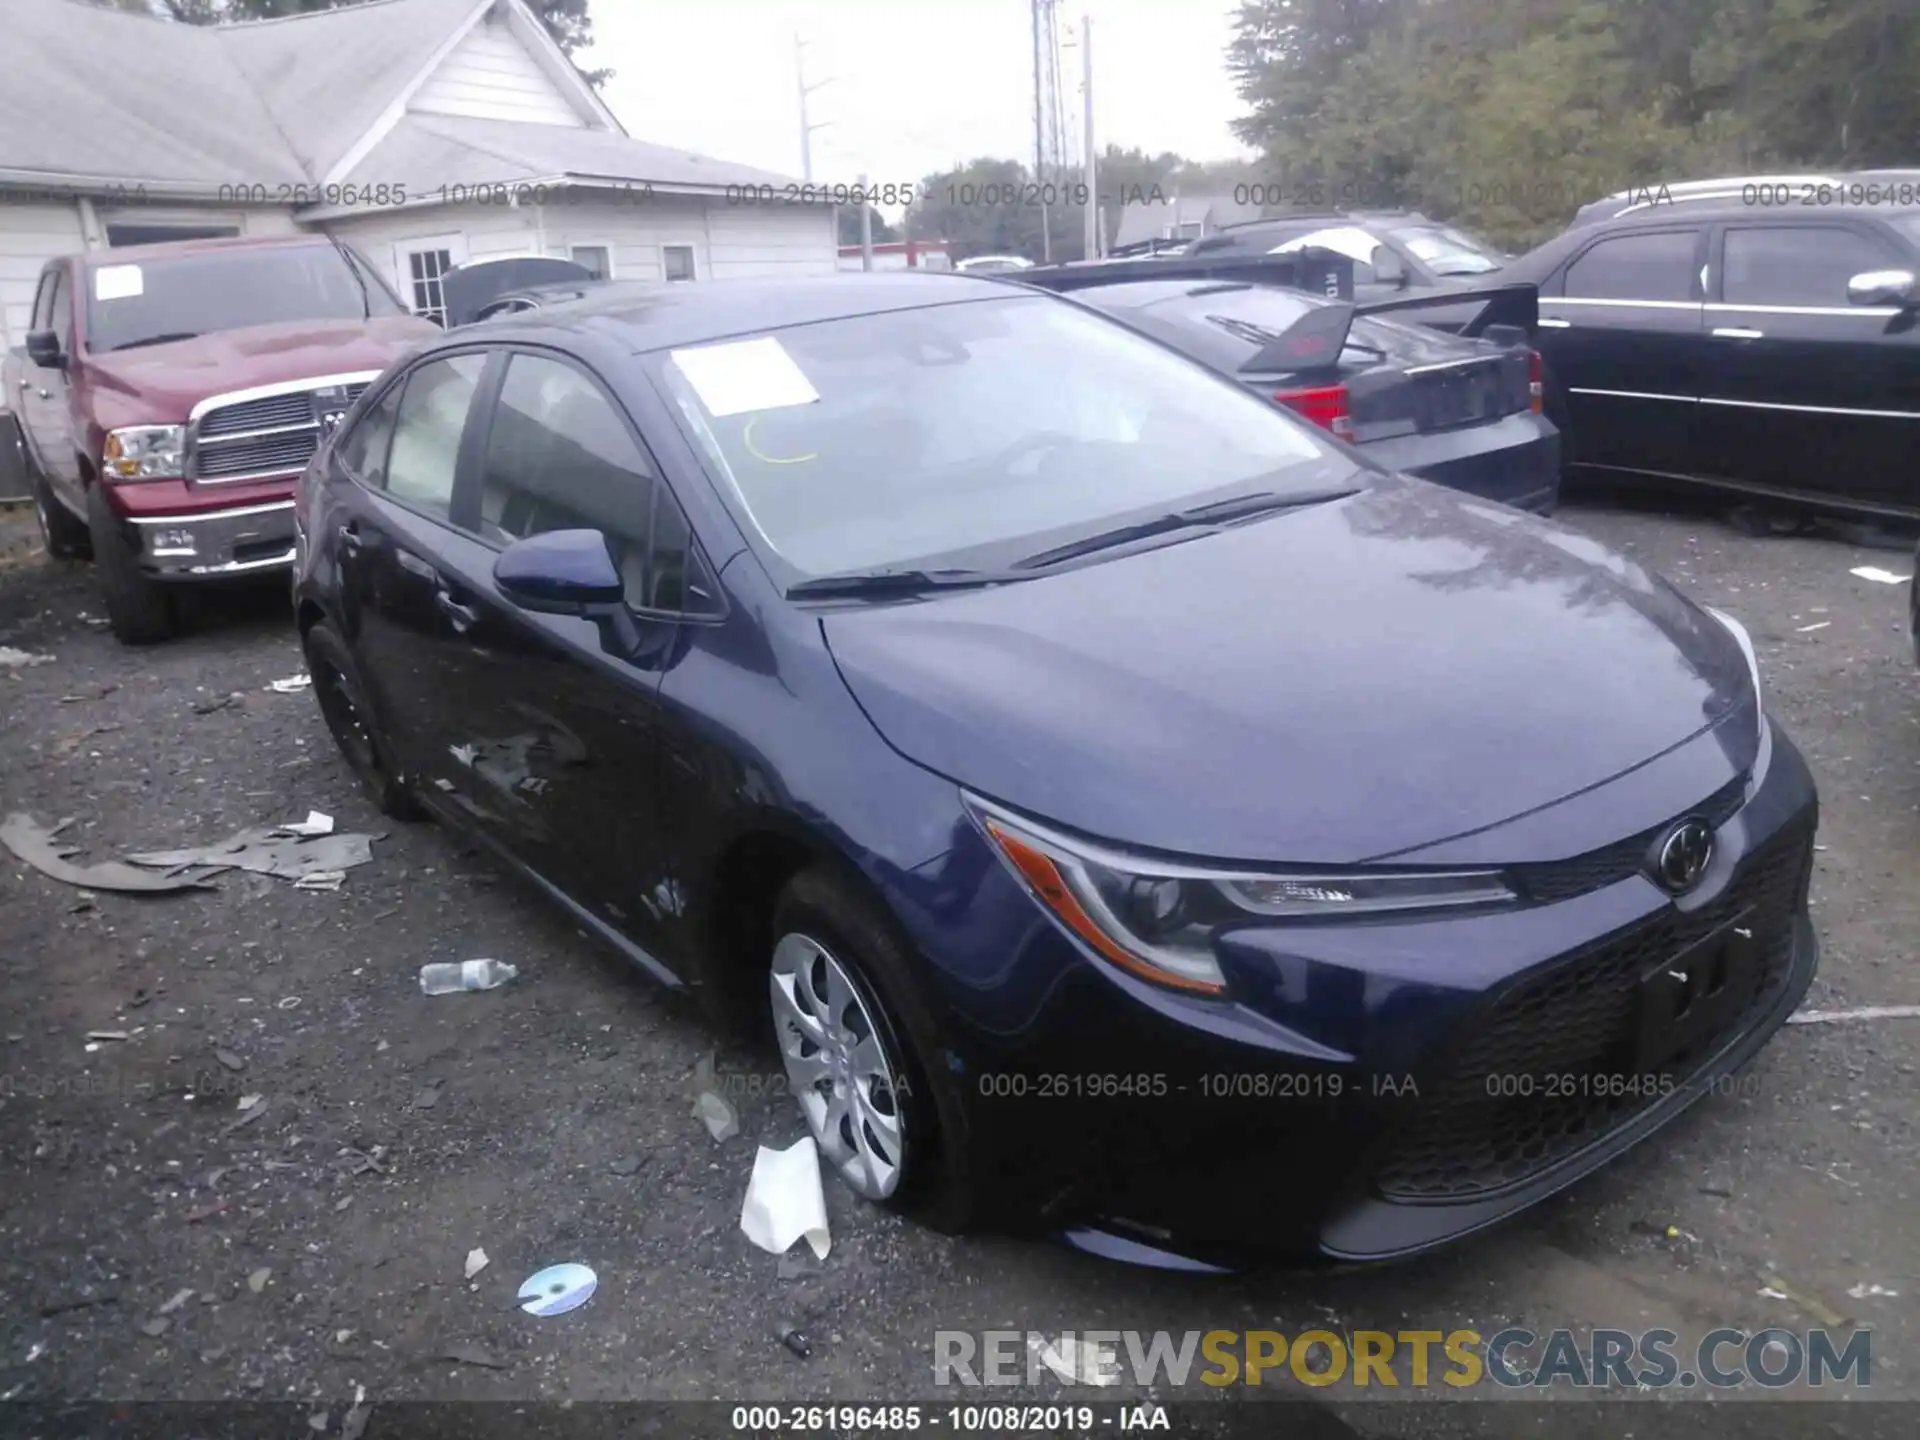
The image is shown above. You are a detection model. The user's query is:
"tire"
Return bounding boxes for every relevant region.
[86,481,175,644]
[302,620,424,821]
[768,867,983,1233]
[20,434,89,561]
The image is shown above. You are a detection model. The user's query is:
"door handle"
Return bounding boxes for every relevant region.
[1712,327,1764,340]
[435,589,480,630]
[396,549,437,579]
[336,522,364,554]
[1538,317,1571,329]
[36,388,52,400]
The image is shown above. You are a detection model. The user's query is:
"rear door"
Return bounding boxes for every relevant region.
[18,265,81,502]
[1695,219,1920,511]
[1537,225,1708,479]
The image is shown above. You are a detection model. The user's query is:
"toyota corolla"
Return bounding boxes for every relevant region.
[292,273,1818,1267]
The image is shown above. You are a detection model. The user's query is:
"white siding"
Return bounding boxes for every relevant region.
[705,203,838,279]
[410,16,584,128]
[0,201,87,377]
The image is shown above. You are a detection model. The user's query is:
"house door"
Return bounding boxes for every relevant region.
[392,234,470,326]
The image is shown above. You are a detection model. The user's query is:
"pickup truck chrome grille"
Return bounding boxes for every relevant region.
[188,372,381,484]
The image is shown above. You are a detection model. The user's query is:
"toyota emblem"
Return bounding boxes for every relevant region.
[1653,818,1714,894]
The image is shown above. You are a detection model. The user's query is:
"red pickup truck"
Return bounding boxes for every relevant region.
[4,235,438,642]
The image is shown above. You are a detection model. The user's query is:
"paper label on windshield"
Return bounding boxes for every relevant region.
[669,337,819,418]
[94,265,144,301]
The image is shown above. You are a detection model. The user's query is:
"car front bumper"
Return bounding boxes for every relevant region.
[917,720,1818,1267]
[1365,412,1561,513]
[126,499,297,580]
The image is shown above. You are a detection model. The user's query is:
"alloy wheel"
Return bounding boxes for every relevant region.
[311,656,381,780]
[770,932,907,1200]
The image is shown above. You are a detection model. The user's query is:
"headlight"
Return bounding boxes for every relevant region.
[1705,606,1765,749]
[967,797,1516,996]
[103,425,186,481]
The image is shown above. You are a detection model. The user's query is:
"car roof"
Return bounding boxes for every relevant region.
[471,272,1019,353]
[1577,172,1920,224]
[76,233,340,266]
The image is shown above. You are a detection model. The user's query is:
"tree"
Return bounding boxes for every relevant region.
[96,0,611,86]
[836,205,899,248]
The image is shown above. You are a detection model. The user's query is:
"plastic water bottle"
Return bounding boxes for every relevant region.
[418,959,518,995]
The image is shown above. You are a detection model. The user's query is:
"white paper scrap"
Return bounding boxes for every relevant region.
[739,1137,830,1260]
[95,265,145,301]
[1849,566,1910,585]
[282,811,334,837]
[671,337,820,418]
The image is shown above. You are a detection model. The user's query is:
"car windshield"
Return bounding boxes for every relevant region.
[1390,224,1505,276]
[85,244,402,353]
[653,294,1340,580]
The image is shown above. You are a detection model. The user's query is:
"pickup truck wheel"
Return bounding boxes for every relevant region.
[303,621,424,821]
[31,466,92,561]
[86,482,176,644]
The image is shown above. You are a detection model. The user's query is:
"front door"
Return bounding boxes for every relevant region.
[1694,220,1920,511]
[18,266,81,503]
[1538,226,1708,480]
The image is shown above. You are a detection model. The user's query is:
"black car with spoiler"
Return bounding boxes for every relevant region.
[1022,254,1560,513]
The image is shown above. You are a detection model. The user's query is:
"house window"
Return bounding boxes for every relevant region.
[405,248,456,323]
[663,245,696,282]
[570,245,613,280]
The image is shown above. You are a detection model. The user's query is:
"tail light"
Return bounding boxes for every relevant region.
[1528,350,1544,413]
[1273,383,1354,440]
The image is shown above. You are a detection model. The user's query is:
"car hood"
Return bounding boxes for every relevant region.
[86,316,437,424]
[821,479,1756,865]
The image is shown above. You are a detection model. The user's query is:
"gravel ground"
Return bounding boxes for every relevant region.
[1,495,1915,1439]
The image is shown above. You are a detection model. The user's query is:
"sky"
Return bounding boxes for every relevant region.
[583,0,1254,196]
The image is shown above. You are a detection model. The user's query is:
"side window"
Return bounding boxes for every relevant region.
[337,383,403,489]
[30,271,58,331]
[1722,227,1903,307]
[47,268,73,343]
[479,353,703,612]
[381,354,487,521]
[1563,231,1699,302]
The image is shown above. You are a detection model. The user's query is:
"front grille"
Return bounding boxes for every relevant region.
[1373,814,1814,1201]
[1510,773,1749,903]
[191,381,370,482]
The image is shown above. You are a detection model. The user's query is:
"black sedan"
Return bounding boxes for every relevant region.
[1186,212,1512,302]
[1064,278,1559,512]
[1500,182,1920,521]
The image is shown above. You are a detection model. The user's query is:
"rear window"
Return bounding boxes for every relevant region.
[85,244,403,353]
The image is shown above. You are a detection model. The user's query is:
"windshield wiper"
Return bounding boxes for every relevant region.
[786,567,1022,600]
[109,331,201,352]
[330,235,373,319]
[1014,486,1359,571]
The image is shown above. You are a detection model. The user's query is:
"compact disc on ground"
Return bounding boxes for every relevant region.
[518,1262,597,1316]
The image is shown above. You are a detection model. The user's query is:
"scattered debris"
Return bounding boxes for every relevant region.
[608,1154,645,1177]
[1795,621,1831,633]
[222,1099,271,1136]
[157,1288,196,1316]
[338,1147,387,1177]
[213,1048,245,1073]
[293,871,347,892]
[1630,1220,1697,1243]
[127,825,377,886]
[267,674,312,693]
[442,1342,507,1370]
[340,1386,372,1440]
[140,1317,171,1338]
[776,1324,812,1359]
[85,1030,130,1043]
[1788,1005,1920,1025]
[412,1080,444,1111]
[334,1195,353,1213]
[464,1248,490,1280]
[1698,1184,1734,1198]
[247,1268,272,1294]
[282,811,334,837]
[418,959,518,994]
[694,1089,738,1142]
[59,684,119,704]
[237,1094,264,1112]
[1849,565,1910,585]
[0,647,54,668]
[1758,1272,1847,1328]
[517,1263,597,1317]
[740,1137,831,1261]
[192,693,243,716]
[40,1290,118,1317]
[1847,1283,1899,1300]
[2,813,220,894]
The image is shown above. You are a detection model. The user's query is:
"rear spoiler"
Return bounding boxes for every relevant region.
[1019,248,1358,302]
[1237,303,1354,375]
[1355,282,1539,340]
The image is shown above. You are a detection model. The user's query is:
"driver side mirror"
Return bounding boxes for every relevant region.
[25,329,65,369]
[1848,269,1916,308]
[494,528,641,659]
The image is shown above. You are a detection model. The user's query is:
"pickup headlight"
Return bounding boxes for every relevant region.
[967,797,1515,996]
[103,425,186,481]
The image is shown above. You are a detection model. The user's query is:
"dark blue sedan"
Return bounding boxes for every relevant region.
[292,273,1819,1268]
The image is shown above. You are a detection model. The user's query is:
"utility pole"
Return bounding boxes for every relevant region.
[795,33,832,184]
[859,172,874,271]
[1031,0,1049,262]
[1081,15,1097,261]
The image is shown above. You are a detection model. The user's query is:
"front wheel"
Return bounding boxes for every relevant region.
[23,442,89,561]
[302,620,423,820]
[767,868,982,1231]
[86,482,175,644]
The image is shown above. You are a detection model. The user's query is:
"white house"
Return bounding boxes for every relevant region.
[0,0,837,354]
